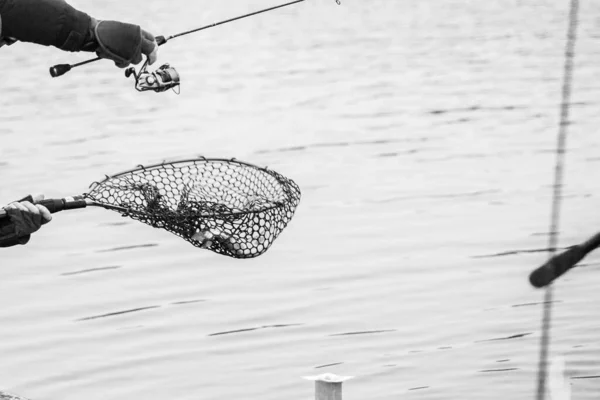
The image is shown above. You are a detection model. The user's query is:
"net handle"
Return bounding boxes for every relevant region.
[0,195,284,220]
[0,197,131,219]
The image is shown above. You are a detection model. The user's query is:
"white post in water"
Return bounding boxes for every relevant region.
[303,373,354,400]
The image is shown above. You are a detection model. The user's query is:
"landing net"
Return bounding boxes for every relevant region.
[85,158,301,258]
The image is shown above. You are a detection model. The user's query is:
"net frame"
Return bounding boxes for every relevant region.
[84,158,301,258]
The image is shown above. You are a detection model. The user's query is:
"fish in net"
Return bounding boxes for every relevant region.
[85,158,301,258]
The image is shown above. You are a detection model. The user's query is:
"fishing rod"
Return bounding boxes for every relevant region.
[49,0,341,93]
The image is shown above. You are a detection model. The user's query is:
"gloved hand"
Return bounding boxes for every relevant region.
[0,194,52,247]
[92,19,158,68]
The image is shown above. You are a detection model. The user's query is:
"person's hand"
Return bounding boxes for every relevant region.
[92,19,158,68]
[2,194,52,238]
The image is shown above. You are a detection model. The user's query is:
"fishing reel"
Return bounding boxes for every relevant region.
[125,63,181,94]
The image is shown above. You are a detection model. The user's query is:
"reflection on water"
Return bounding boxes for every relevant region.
[2,0,600,399]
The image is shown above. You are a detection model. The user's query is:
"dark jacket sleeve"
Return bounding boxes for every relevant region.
[0,0,94,51]
[0,220,30,248]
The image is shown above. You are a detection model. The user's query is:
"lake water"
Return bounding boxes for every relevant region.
[2,0,600,399]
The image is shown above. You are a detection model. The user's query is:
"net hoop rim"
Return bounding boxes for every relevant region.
[83,157,300,218]
[89,157,277,187]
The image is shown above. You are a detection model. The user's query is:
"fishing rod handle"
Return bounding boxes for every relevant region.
[0,196,88,219]
[529,245,585,288]
[528,232,600,288]
[49,63,73,77]
[49,36,168,78]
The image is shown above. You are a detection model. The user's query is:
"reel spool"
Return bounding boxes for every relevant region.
[125,63,181,94]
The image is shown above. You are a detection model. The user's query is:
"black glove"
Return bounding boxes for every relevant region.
[92,19,158,68]
[0,195,52,247]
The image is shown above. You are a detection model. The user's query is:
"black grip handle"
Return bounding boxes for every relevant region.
[529,232,600,288]
[529,246,585,288]
[0,197,88,219]
[50,64,72,78]
[36,198,85,213]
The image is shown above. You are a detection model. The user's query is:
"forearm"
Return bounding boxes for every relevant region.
[0,0,94,51]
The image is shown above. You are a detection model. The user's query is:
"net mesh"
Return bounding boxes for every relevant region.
[85,159,301,258]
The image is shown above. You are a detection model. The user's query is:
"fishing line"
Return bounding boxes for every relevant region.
[535,0,579,398]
